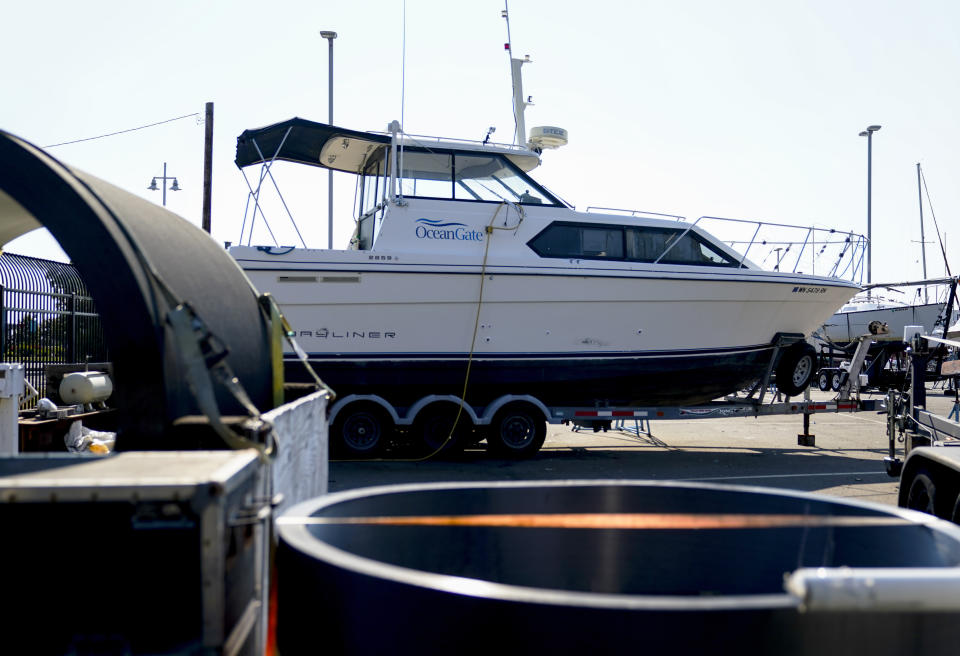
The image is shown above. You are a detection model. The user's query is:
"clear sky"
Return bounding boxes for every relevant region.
[2,0,958,290]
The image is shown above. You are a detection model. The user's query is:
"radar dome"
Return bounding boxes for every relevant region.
[528,126,568,150]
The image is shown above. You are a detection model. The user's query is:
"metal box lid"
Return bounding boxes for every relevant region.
[0,450,261,503]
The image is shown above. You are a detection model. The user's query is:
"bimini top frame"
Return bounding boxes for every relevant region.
[234,118,549,248]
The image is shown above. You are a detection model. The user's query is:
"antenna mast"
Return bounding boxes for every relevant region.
[502,1,531,147]
[499,4,568,153]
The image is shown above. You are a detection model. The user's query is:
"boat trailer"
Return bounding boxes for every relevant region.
[328,333,881,459]
[882,329,960,522]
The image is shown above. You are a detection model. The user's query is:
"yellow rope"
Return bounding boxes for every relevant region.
[331,202,522,462]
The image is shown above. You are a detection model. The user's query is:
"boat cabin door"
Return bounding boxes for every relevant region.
[355,148,389,250]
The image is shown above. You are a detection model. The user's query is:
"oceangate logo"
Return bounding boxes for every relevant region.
[415,218,484,242]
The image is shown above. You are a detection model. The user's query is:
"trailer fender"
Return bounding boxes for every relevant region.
[329,395,401,427]
[481,395,552,425]
[899,448,960,520]
[405,395,481,427]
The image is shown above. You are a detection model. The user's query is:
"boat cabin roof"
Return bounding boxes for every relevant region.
[235,117,542,174]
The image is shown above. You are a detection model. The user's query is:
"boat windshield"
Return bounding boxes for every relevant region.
[391,148,561,206]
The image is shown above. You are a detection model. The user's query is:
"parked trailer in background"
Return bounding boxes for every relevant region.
[883,331,960,523]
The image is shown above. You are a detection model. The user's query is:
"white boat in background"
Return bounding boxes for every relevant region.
[820,295,946,344]
[816,278,958,346]
[948,320,960,340]
[229,117,861,408]
[818,163,960,348]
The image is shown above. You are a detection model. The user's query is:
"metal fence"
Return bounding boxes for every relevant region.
[0,253,108,404]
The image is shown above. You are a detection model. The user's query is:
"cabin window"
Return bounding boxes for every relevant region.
[454,154,552,205]
[634,227,737,266]
[528,224,623,258]
[389,148,560,205]
[528,222,739,267]
[398,151,454,199]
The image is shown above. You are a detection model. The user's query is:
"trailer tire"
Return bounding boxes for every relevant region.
[830,371,847,392]
[488,404,546,458]
[905,469,937,516]
[776,342,817,396]
[413,405,469,457]
[817,370,831,392]
[331,403,391,458]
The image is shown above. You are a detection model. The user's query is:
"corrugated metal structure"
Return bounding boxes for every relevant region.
[0,252,107,403]
[0,129,274,448]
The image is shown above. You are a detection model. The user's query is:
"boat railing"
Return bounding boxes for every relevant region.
[585,207,867,282]
[371,130,537,155]
[586,207,687,222]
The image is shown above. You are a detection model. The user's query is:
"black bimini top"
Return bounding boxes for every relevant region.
[235,117,543,175]
[235,118,390,172]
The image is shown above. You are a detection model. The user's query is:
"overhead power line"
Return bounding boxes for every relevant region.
[43,112,200,148]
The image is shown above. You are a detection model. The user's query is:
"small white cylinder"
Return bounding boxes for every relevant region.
[59,371,113,404]
[786,566,960,611]
[0,363,24,454]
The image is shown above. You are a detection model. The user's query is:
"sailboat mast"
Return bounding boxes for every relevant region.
[917,163,929,303]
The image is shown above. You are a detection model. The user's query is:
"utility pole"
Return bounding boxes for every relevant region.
[202,102,214,234]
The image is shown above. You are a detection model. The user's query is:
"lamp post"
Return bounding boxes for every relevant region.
[320,30,337,250]
[147,162,180,207]
[858,125,881,290]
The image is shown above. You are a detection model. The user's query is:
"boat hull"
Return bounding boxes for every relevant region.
[234,249,857,406]
[284,345,776,407]
[820,302,945,344]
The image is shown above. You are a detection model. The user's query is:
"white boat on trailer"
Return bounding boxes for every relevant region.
[229,117,861,456]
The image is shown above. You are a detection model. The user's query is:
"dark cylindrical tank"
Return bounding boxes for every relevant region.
[0,130,273,447]
[277,480,960,655]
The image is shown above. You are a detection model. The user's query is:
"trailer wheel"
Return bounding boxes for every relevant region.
[414,405,469,457]
[830,371,847,392]
[905,469,937,516]
[488,404,546,458]
[776,342,816,396]
[331,403,391,458]
[817,370,831,392]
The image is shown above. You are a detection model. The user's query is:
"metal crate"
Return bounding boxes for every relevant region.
[0,450,268,655]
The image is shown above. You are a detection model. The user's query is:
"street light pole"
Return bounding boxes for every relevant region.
[147,162,180,207]
[859,125,881,291]
[321,30,337,250]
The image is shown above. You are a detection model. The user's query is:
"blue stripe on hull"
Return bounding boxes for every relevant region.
[286,347,775,407]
